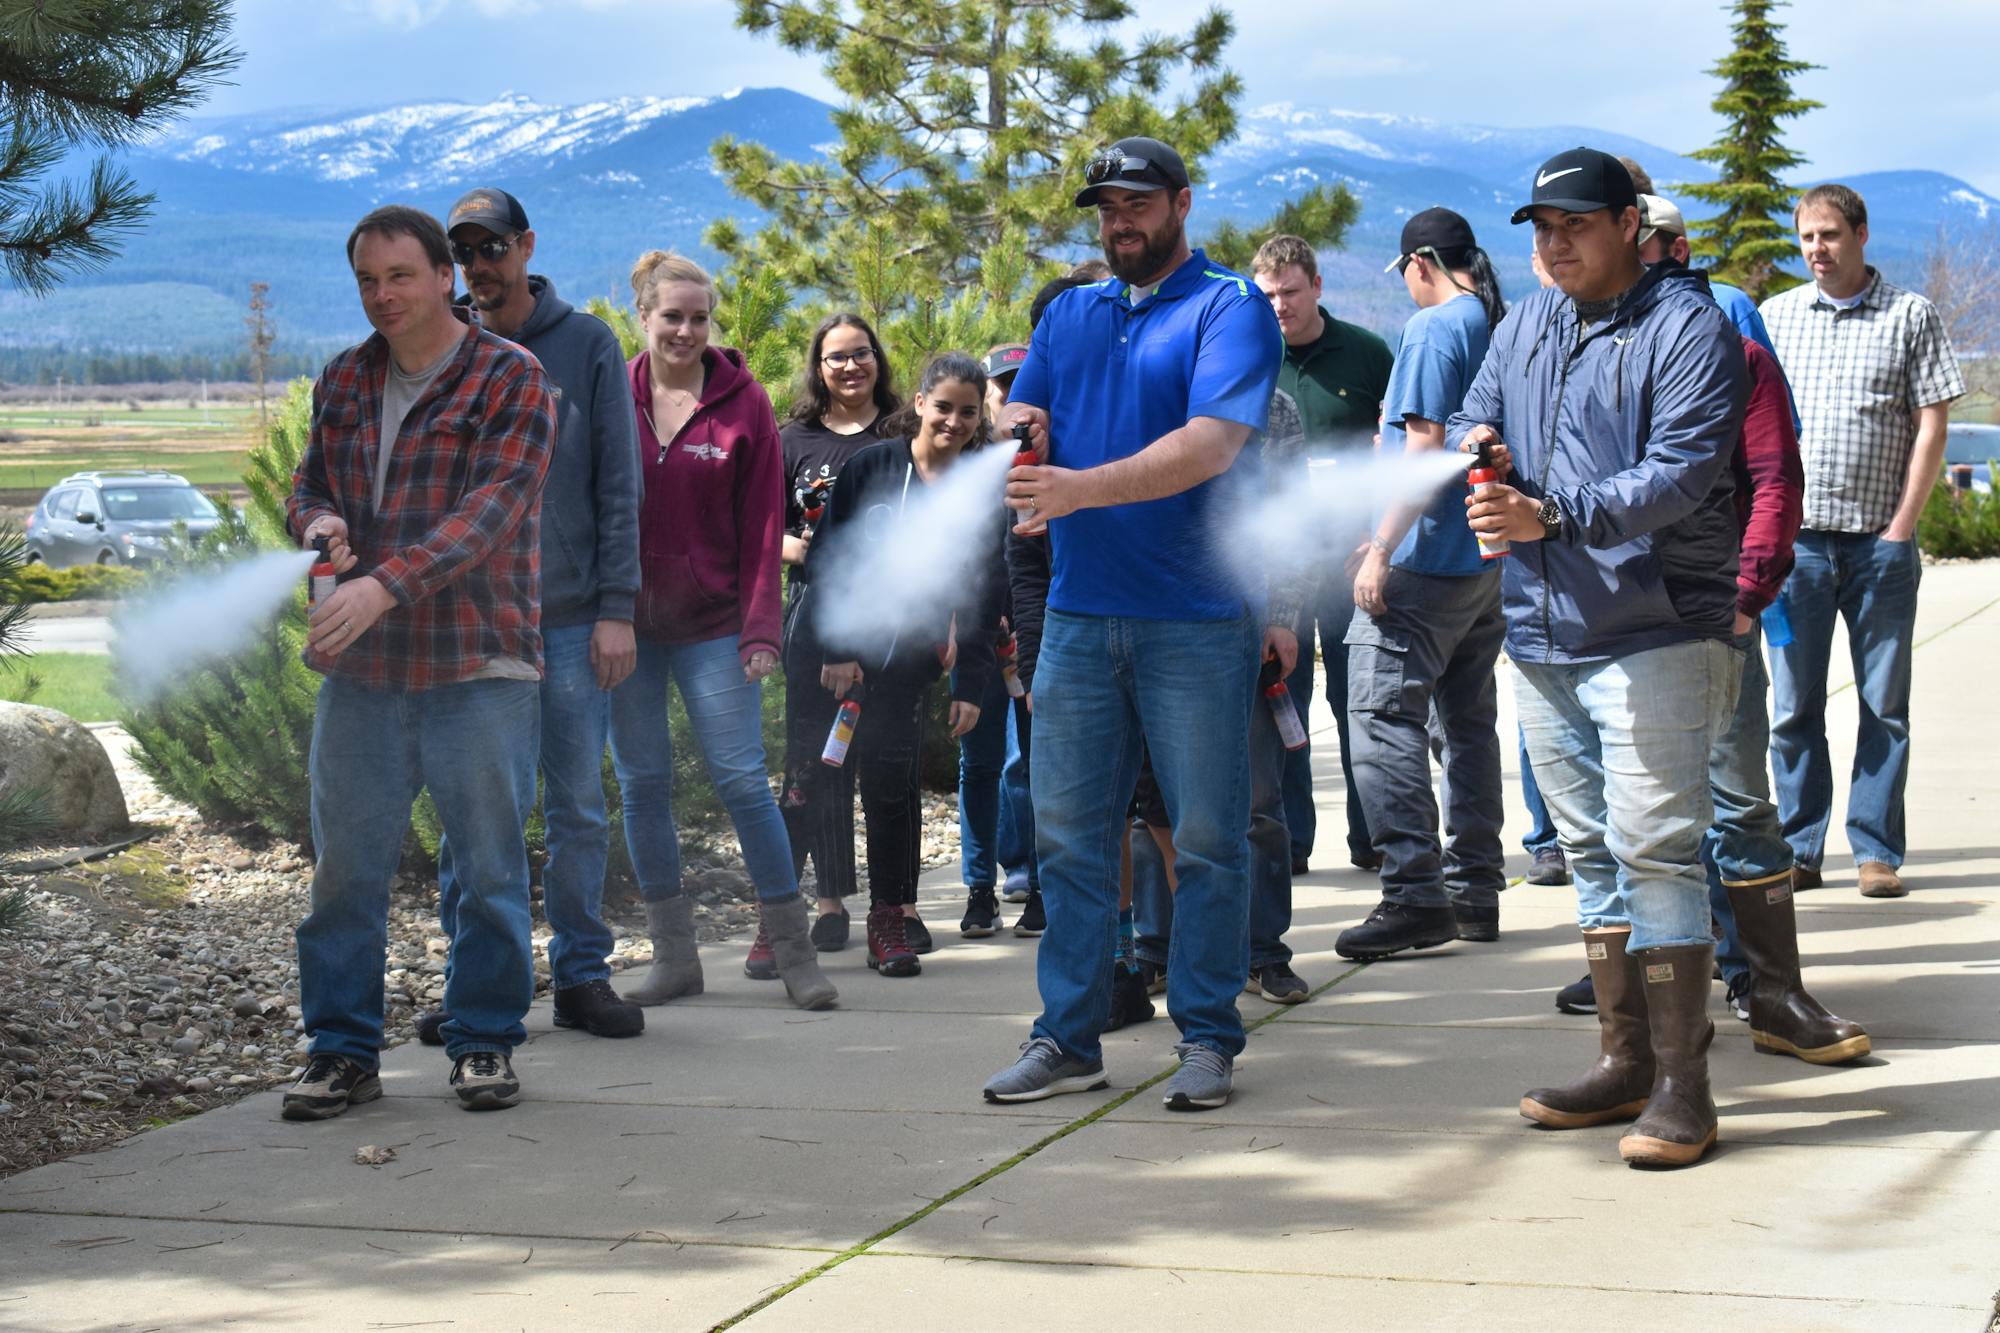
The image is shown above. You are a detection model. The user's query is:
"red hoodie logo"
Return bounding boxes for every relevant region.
[685,440,731,462]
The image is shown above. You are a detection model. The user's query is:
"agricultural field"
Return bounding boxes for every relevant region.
[0,397,258,527]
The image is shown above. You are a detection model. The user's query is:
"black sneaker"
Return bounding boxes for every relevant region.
[1013,889,1046,937]
[904,913,935,955]
[1723,973,1751,1022]
[960,886,1000,937]
[1451,903,1500,943]
[281,1053,382,1121]
[1105,961,1156,1031]
[553,978,645,1038]
[811,908,850,952]
[1555,973,1597,1014]
[1333,900,1457,961]
[1246,962,1310,1004]
[1290,854,1311,877]
[450,1051,522,1111]
[1138,961,1166,995]
[415,1010,448,1047]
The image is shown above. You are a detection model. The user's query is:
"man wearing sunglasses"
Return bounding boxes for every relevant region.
[985,136,1283,1112]
[414,187,645,1045]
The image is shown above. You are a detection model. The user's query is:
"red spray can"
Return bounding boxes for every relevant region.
[821,697,862,767]
[1468,447,1510,561]
[1012,422,1047,536]
[308,536,338,607]
[1259,655,1308,751]
[997,633,1026,699]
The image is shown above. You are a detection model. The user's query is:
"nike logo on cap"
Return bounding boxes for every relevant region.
[1537,166,1584,188]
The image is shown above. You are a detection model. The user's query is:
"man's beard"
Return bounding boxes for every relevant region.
[471,276,514,311]
[1103,214,1183,286]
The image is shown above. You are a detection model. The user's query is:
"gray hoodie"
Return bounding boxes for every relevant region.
[476,276,641,628]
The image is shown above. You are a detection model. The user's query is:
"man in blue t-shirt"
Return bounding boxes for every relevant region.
[981,136,1283,1112]
[1335,208,1509,963]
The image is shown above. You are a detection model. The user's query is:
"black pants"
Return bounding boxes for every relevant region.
[781,631,857,901]
[851,674,929,909]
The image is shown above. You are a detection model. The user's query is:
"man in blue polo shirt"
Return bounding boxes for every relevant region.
[982,136,1283,1111]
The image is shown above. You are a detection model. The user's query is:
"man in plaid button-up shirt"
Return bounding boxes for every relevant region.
[280,205,555,1123]
[1760,183,1964,901]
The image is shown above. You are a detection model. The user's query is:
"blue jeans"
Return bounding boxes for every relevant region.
[998,699,1036,885]
[439,623,615,991]
[956,664,1011,888]
[608,634,797,903]
[1519,729,1560,856]
[1514,640,1733,952]
[301,674,539,1064]
[1029,610,1257,1063]
[1707,630,1795,988]
[1769,530,1920,870]
[1284,580,1373,864]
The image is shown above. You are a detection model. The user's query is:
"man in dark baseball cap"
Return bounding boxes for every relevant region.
[1073,136,1190,208]
[1386,206,1481,273]
[447,186,531,237]
[1510,147,1638,224]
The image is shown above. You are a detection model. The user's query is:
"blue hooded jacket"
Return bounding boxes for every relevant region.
[1446,263,1747,665]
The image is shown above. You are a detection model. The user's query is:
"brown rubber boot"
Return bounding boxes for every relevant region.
[1725,873,1870,1065]
[625,896,704,1006]
[762,894,838,1011]
[1521,929,1653,1129]
[1620,943,1719,1168]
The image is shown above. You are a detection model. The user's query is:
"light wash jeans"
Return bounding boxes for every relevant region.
[1706,629,1795,988]
[1769,530,1920,870]
[608,633,797,903]
[1515,639,1734,952]
[301,674,539,1064]
[1029,609,1257,1063]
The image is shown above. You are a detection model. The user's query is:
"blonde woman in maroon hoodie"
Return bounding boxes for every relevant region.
[607,249,835,1012]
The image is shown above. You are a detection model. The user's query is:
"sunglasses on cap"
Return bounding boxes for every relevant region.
[450,236,514,265]
[1392,245,1446,276]
[1084,149,1169,188]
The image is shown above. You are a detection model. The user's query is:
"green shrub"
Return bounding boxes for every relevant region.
[1919,462,2000,559]
[5,561,148,604]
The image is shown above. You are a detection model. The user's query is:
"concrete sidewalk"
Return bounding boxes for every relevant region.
[4,564,1998,1331]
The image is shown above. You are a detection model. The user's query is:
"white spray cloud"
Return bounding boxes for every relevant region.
[810,444,1015,664]
[113,551,319,704]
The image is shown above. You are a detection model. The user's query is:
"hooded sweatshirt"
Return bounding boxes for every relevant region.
[1446,263,1748,666]
[462,277,640,629]
[629,344,786,661]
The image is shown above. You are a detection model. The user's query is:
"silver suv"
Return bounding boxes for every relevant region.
[22,471,223,568]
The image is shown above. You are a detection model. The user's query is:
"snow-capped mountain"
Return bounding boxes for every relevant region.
[13,88,1995,364]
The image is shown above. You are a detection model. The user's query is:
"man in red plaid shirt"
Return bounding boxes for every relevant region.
[281,205,555,1122]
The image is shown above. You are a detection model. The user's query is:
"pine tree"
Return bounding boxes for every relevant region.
[0,0,240,295]
[711,0,1355,321]
[1680,0,1820,300]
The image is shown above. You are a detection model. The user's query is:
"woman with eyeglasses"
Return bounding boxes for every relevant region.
[791,350,1005,977]
[778,314,903,955]
[609,249,837,1013]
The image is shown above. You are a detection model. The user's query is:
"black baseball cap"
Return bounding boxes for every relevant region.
[1074,137,1190,208]
[1386,207,1479,272]
[1510,148,1638,225]
[447,187,531,236]
[981,344,1029,381]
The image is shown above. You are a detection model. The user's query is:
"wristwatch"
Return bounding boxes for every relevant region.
[1536,496,1563,541]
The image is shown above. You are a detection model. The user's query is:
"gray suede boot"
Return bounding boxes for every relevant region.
[625,896,703,1006]
[763,894,838,1011]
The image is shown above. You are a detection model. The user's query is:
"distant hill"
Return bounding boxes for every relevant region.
[10,87,1994,378]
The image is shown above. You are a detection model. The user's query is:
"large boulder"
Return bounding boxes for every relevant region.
[0,702,129,839]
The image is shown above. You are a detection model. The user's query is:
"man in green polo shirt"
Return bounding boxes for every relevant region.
[1251,234,1394,875]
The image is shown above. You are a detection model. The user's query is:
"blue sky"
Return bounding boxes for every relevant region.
[207,0,2000,195]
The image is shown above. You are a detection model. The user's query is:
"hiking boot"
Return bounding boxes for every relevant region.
[983,1037,1108,1103]
[764,894,838,1010]
[1620,944,1718,1168]
[1350,850,1385,872]
[1334,901,1457,961]
[867,903,921,977]
[1522,930,1653,1130]
[1555,973,1597,1015]
[1106,961,1156,1031]
[553,979,645,1037]
[281,1053,381,1122]
[1013,889,1046,937]
[811,906,850,952]
[960,886,1000,937]
[1526,847,1570,886]
[743,913,778,981]
[1245,962,1310,1004]
[1725,875,1870,1064]
[903,912,935,955]
[1451,902,1500,943]
[1162,1043,1233,1111]
[1858,861,1906,899]
[415,1010,448,1047]
[1791,864,1823,893]
[450,1050,522,1111]
[625,895,703,1005]
[1000,868,1032,904]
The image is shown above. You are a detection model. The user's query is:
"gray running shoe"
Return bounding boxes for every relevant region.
[1162,1043,1233,1111]
[982,1037,1108,1103]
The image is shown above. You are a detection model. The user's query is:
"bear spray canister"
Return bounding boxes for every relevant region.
[1467,445,1510,561]
[1012,422,1047,536]
[821,693,863,768]
[308,536,338,607]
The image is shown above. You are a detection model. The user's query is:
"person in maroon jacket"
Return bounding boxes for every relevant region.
[607,249,835,1013]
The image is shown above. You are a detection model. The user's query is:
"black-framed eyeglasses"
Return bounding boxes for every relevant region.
[1085,150,1165,188]
[451,237,513,265]
[821,347,876,368]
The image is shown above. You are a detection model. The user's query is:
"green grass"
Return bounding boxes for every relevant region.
[0,449,250,490]
[1,652,121,723]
